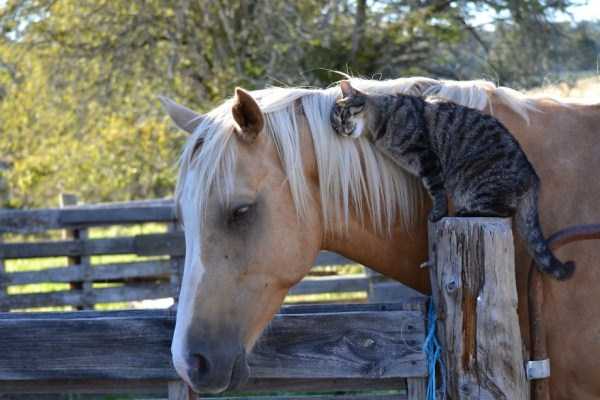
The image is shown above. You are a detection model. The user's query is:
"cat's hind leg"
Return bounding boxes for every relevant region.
[454,190,516,218]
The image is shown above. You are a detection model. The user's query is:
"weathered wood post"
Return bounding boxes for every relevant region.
[0,235,6,311]
[428,218,529,400]
[60,193,93,310]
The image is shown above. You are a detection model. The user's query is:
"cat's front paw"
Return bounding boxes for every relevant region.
[428,208,447,222]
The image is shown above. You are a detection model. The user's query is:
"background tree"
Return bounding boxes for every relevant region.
[0,0,597,207]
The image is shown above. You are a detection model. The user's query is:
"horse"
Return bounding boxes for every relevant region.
[160,77,600,399]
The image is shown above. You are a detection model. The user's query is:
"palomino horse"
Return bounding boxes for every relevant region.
[161,77,600,399]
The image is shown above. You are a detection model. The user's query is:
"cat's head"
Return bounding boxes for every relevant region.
[331,80,369,139]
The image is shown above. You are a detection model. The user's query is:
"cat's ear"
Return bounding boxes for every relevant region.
[339,80,364,99]
[232,87,264,142]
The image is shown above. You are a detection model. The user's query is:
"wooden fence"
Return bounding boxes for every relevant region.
[0,210,532,399]
[0,302,429,399]
[0,198,419,311]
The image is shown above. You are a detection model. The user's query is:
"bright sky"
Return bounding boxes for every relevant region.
[468,1,600,27]
[562,1,600,21]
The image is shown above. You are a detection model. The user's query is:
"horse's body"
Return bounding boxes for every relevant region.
[162,78,600,399]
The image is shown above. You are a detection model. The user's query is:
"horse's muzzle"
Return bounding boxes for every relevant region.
[184,345,249,394]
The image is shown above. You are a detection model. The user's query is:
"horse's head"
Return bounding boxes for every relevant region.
[161,88,323,393]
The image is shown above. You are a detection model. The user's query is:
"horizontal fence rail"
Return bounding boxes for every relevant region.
[0,199,420,310]
[0,199,176,234]
[0,302,428,396]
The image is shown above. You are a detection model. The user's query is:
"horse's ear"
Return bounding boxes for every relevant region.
[232,87,264,142]
[158,96,204,134]
[339,80,363,99]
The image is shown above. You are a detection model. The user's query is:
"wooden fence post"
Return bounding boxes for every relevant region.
[0,235,6,311]
[407,377,428,399]
[428,218,529,400]
[60,193,93,310]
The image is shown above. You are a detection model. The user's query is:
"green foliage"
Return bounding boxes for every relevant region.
[0,0,597,207]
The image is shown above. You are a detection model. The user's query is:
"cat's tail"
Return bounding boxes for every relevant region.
[515,178,575,280]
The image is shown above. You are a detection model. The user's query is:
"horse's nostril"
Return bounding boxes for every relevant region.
[193,353,210,377]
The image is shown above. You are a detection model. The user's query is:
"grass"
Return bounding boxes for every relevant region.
[527,73,600,99]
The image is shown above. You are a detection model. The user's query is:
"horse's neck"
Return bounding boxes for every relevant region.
[296,105,431,293]
[322,211,431,294]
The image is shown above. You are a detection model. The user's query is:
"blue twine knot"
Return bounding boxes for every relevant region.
[423,299,446,400]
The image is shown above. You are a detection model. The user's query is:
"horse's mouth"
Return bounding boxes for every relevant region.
[227,352,250,391]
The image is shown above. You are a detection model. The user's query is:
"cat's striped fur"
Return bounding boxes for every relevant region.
[331,80,574,280]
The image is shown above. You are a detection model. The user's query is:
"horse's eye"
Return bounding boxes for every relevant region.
[231,204,252,221]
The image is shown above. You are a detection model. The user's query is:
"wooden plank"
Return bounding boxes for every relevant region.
[407,377,427,400]
[226,377,409,393]
[288,275,368,296]
[0,235,6,312]
[0,306,426,382]
[1,260,172,285]
[0,282,173,309]
[0,393,407,400]
[213,394,407,400]
[0,301,425,320]
[250,311,426,379]
[0,232,185,259]
[0,200,176,234]
[0,235,349,274]
[61,194,93,310]
[429,218,528,399]
[1,377,408,395]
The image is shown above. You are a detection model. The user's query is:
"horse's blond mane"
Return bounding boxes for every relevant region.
[176,77,537,234]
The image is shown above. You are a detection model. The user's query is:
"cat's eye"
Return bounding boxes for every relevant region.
[350,106,364,114]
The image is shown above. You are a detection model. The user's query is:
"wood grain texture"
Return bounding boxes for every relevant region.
[0,232,348,266]
[0,236,6,312]
[288,275,368,295]
[428,218,529,400]
[406,377,428,400]
[250,310,426,379]
[61,194,93,310]
[0,305,426,390]
[0,232,186,259]
[2,378,409,395]
[0,282,173,309]
[0,200,175,234]
[1,260,172,285]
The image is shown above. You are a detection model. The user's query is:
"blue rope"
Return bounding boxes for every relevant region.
[423,299,446,400]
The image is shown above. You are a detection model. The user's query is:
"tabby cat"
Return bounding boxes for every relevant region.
[331,80,574,280]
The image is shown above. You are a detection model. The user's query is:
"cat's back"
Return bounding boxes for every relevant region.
[425,98,523,147]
